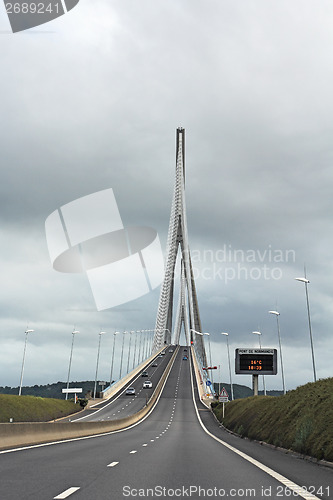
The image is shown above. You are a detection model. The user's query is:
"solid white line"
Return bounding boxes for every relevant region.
[54,487,80,499]
[189,354,321,500]
[107,461,119,467]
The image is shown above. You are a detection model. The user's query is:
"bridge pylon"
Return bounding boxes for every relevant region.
[153,128,207,368]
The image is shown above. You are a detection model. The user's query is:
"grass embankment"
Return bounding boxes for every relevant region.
[212,377,333,462]
[0,394,82,423]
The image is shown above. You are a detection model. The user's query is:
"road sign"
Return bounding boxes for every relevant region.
[206,380,212,386]
[235,348,277,375]
[62,387,82,403]
[218,387,229,403]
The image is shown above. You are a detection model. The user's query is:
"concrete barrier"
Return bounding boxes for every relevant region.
[0,347,179,451]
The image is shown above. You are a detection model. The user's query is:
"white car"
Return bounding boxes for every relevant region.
[125,387,136,395]
[143,380,153,389]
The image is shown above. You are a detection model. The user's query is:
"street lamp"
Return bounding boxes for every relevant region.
[146,329,155,358]
[295,276,317,382]
[109,331,119,386]
[18,329,34,396]
[93,331,105,399]
[190,329,205,360]
[126,331,134,374]
[221,333,234,400]
[119,331,127,379]
[133,331,139,369]
[269,311,286,395]
[252,331,266,395]
[203,332,214,391]
[65,329,79,400]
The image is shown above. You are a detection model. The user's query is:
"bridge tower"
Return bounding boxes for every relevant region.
[153,128,207,366]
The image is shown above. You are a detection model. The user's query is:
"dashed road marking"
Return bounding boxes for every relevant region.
[54,487,80,499]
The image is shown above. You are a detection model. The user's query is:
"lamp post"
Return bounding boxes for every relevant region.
[190,329,206,366]
[65,329,79,400]
[269,311,286,395]
[109,331,119,387]
[221,333,234,400]
[203,332,214,392]
[147,329,155,358]
[18,329,34,396]
[295,277,317,382]
[119,331,127,379]
[133,331,139,369]
[93,331,105,399]
[252,331,266,395]
[127,331,134,374]
[143,329,149,360]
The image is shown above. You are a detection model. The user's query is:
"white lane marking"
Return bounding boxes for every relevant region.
[107,461,119,467]
[130,450,137,454]
[189,356,321,500]
[54,487,80,499]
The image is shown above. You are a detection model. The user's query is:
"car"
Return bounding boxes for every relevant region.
[158,354,163,358]
[143,380,153,388]
[183,356,188,360]
[184,348,187,352]
[169,349,173,353]
[125,387,136,395]
[151,362,158,367]
[161,351,166,355]
[141,371,149,377]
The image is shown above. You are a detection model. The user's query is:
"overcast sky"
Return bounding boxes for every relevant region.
[1,0,333,392]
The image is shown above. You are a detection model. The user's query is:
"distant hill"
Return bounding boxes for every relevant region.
[213,382,283,399]
[0,381,282,400]
[0,381,106,399]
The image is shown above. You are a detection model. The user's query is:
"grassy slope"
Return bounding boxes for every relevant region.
[212,377,333,462]
[0,394,82,423]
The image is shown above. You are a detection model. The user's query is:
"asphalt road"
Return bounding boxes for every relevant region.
[63,347,174,422]
[0,348,332,500]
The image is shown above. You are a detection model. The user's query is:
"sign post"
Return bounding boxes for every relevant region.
[62,387,82,403]
[235,348,278,396]
[218,387,229,418]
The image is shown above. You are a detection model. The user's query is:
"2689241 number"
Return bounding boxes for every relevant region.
[276,485,330,497]
[5,3,60,14]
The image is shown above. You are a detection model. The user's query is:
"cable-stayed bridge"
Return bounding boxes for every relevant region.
[153,128,208,373]
[1,130,332,500]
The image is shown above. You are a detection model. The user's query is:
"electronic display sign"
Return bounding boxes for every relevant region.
[235,348,277,375]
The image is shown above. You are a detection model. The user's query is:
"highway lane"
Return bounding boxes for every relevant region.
[65,347,175,422]
[0,348,332,500]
